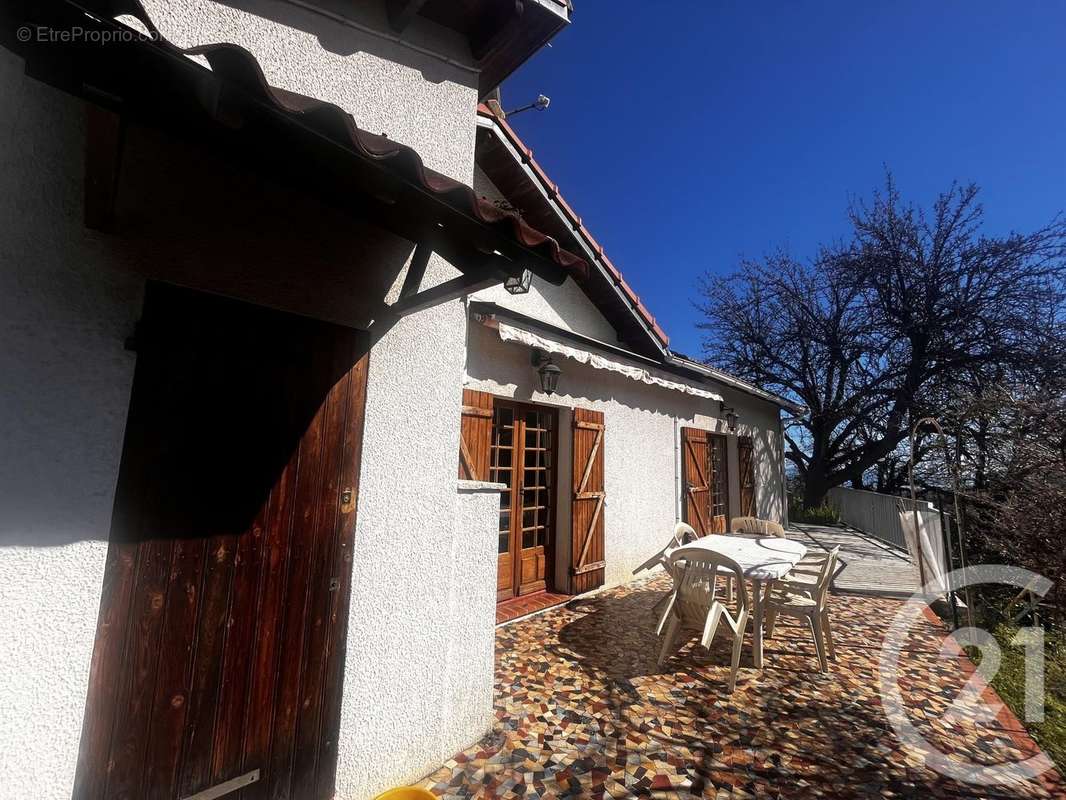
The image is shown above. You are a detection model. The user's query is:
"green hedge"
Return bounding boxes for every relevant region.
[788,497,841,526]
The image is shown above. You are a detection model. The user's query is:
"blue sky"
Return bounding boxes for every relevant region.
[502,1,1066,356]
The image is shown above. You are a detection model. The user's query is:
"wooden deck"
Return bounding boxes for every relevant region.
[790,522,922,597]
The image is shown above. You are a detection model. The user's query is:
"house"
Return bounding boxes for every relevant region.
[466,105,804,602]
[0,2,800,799]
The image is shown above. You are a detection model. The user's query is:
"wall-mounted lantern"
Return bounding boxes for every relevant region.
[719,400,738,433]
[532,348,561,395]
[504,268,533,295]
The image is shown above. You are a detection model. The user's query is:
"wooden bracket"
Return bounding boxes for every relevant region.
[397,242,433,301]
[389,268,501,317]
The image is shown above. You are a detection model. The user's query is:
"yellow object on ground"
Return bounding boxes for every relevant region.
[374,788,436,800]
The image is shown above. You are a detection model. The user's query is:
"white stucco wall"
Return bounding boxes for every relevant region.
[0,3,495,799]
[0,47,143,800]
[443,483,504,749]
[135,3,492,797]
[471,167,622,342]
[464,321,786,592]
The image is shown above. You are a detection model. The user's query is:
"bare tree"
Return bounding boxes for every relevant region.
[698,174,1066,506]
[951,381,1066,624]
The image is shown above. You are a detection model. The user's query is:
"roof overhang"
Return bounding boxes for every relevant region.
[475,108,671,357]
[473,109,807,416]
[1,0,587,316]
[666,354,808,416]
[387,0,572,98]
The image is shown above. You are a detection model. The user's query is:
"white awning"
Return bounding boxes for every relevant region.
[489,319,723,402]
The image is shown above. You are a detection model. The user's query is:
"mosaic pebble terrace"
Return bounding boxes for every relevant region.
[423,574,1063,799]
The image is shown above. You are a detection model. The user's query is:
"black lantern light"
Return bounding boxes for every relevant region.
[532,349,561,394]
[719,400,739,433]
[504,268,533,295]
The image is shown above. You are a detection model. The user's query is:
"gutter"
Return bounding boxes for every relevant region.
[665,354,807,415]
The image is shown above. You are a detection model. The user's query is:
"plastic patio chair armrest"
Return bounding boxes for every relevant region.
[775,581,815,598]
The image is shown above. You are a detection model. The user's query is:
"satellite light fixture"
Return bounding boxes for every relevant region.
[506,94,551,117]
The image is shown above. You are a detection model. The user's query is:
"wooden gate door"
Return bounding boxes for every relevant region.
[489,401,556,601]
[681,428,730,534]
[75,284,369,800]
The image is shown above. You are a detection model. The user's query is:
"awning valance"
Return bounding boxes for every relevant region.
[484,317,723,402]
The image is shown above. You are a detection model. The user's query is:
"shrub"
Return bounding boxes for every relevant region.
[789,496,841,525]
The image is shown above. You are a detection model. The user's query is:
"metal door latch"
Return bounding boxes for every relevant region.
[181,769,259,800]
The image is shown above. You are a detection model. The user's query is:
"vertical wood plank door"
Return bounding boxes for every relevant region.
[490,401,556,601]
[680,427,711,536]
[570,408,606,594]
[74,284,369,800]
[738,435,757,518]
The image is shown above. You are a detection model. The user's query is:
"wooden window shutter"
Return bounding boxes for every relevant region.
[681,427,712,536]
[458,389,493,481]
[738,435,756,518]
[571,408,605,593]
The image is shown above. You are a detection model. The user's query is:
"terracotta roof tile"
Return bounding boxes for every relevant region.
[31,9,589,283]
[600,254,622,282]
[555,195,582,228]
[476,104,668,347]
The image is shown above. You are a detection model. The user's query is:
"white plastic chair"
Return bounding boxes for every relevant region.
[764,546,840,672]
[633,522,699,576]
[657,546,749,692]
[730,516,786,538]
[634,523,701,632]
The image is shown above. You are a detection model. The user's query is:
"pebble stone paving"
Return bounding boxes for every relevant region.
[423,574,1064,799]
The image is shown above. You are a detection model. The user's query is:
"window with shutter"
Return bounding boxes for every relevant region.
[738,435,757,518]
[458,389,493,481]
[681,427,729,534]
[681,427,711,535]
[571,408,605,593]
[709,433,729,532]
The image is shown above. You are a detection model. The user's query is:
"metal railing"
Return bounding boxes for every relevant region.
[827,486,940,551]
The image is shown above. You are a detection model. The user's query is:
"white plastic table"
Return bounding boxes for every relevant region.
[677,534,807,668]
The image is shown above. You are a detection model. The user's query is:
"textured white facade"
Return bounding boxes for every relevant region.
[465,167,786,592]
[464,308,786,593]
[471,166,621,343]
[0,2,491,798]
[0,3,788,799]
[0,46,143,800]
